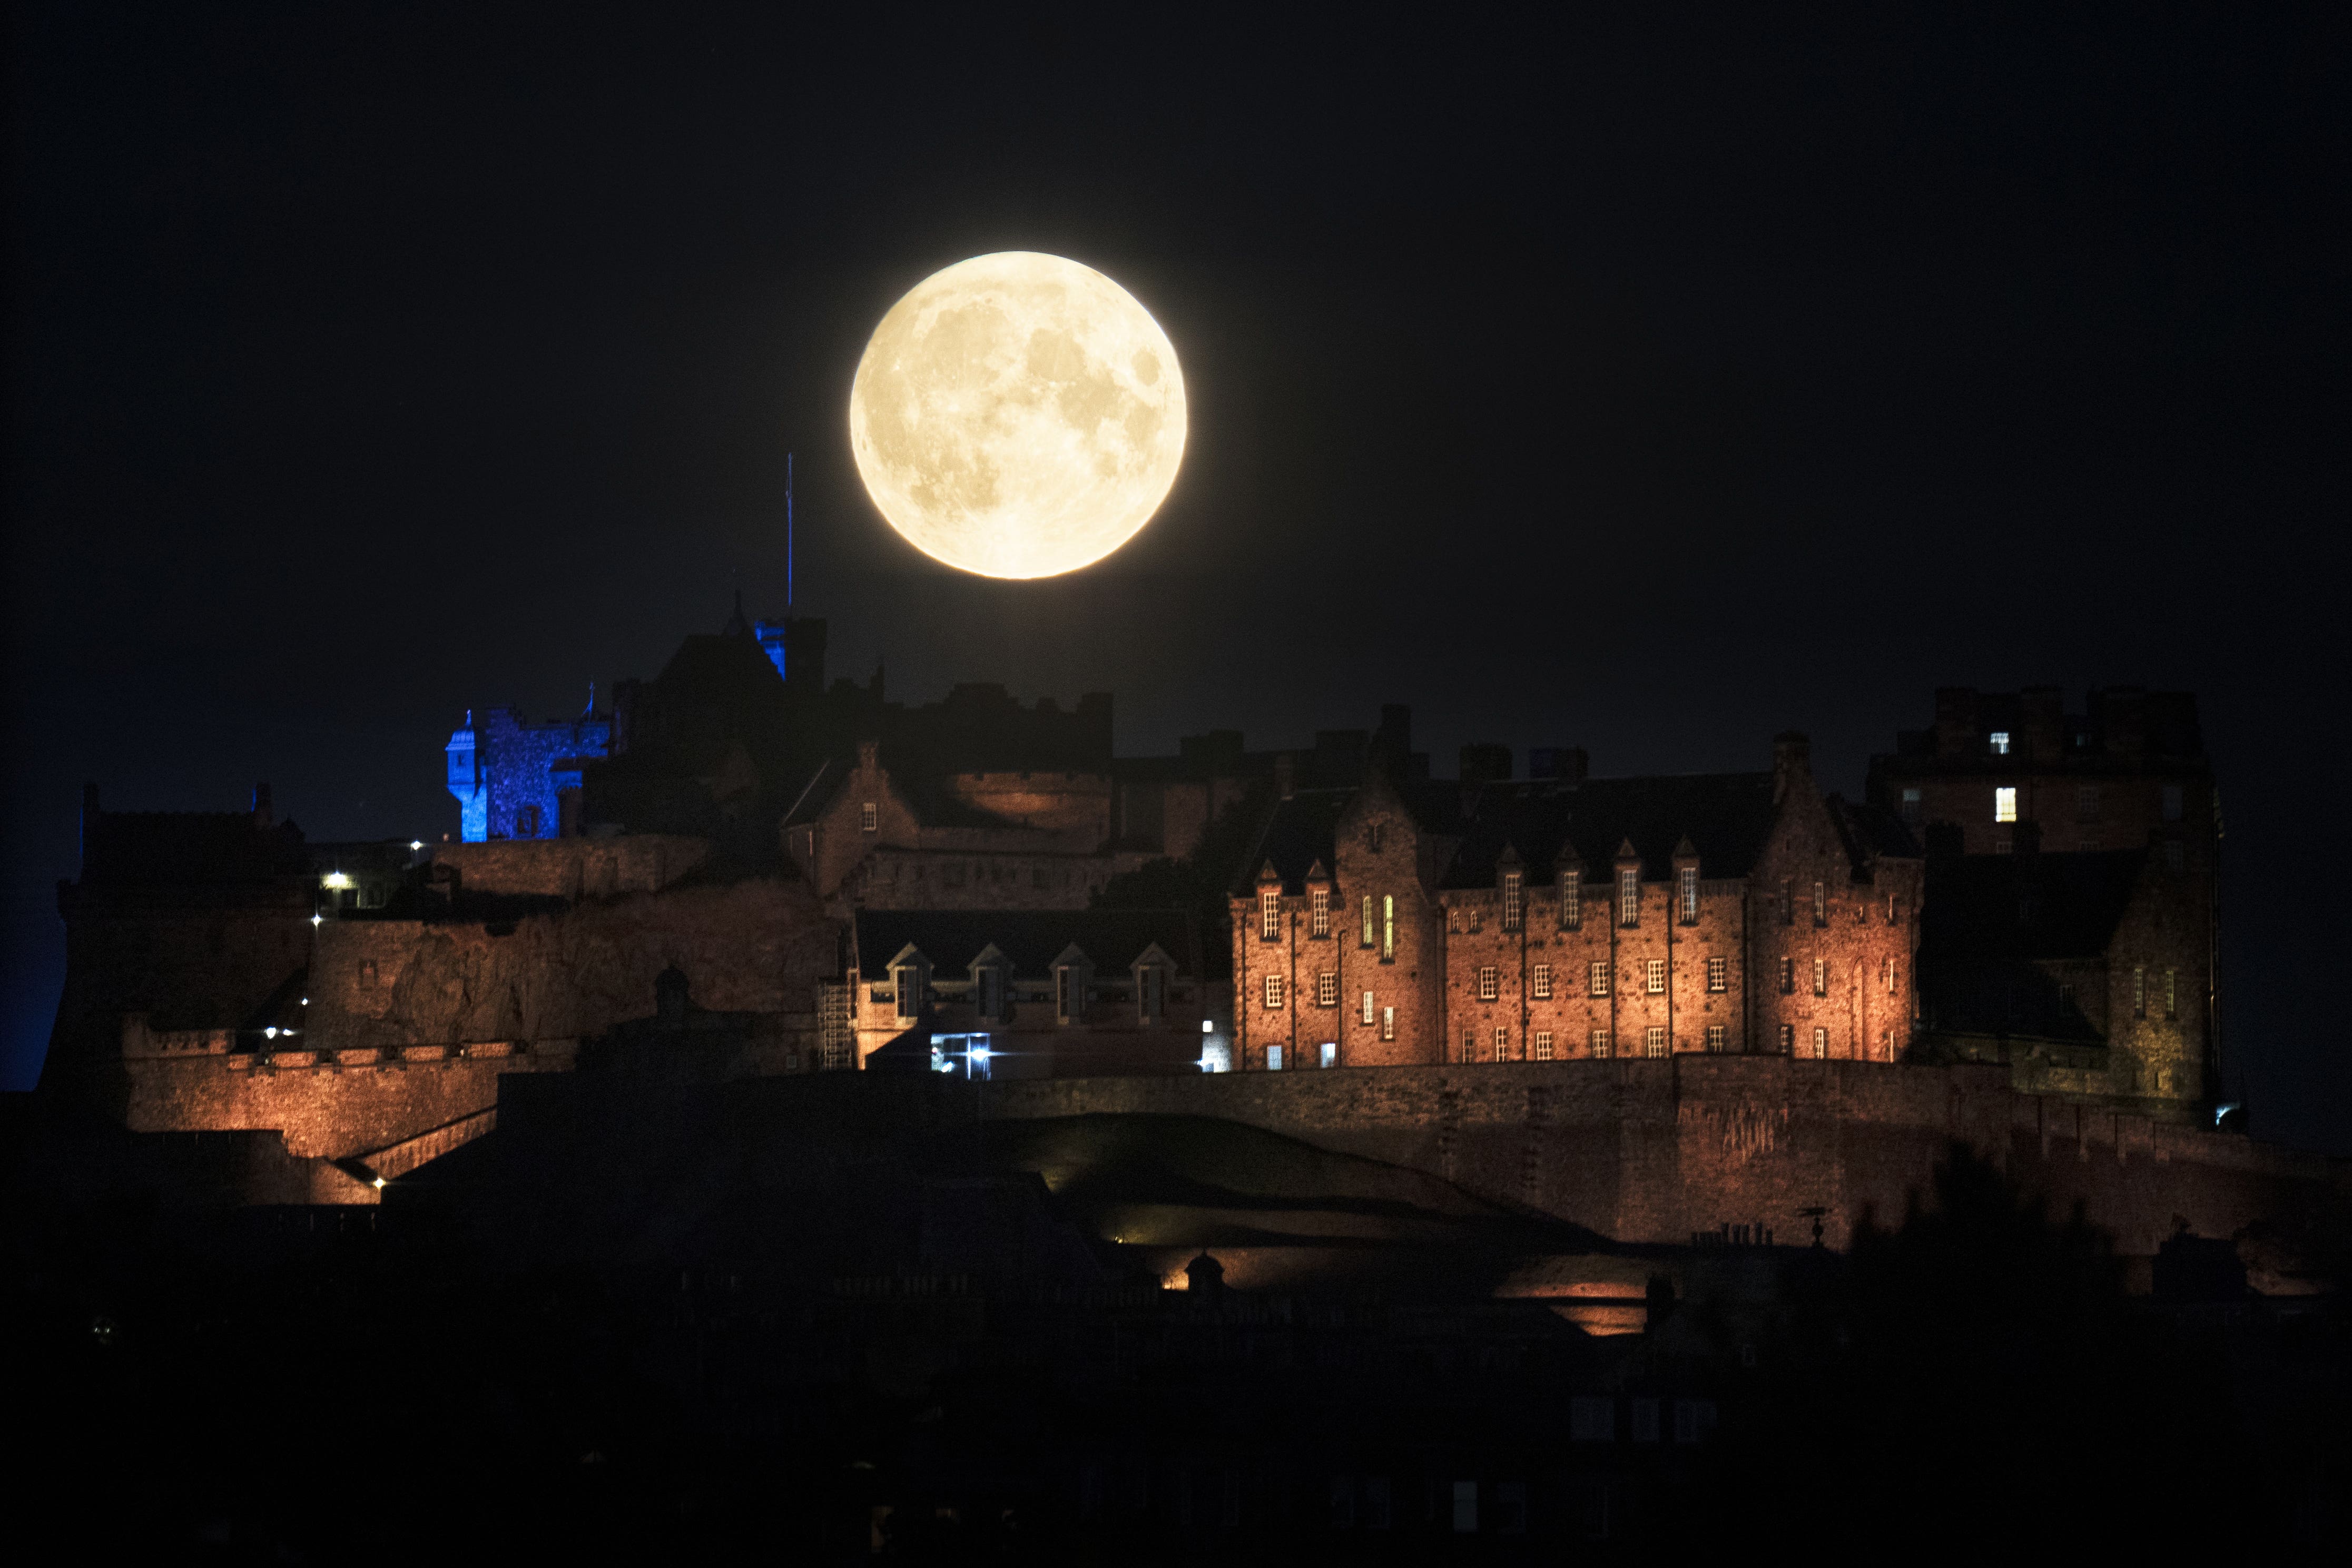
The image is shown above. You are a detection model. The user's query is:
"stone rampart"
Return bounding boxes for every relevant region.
[429,835,710,899]
[975,1059,2336,1253]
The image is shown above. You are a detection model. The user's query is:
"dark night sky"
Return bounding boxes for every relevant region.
[6,8,2344,1145]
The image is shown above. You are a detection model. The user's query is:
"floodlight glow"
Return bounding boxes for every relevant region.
[321,872,355,890]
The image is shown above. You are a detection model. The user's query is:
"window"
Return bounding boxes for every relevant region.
[1460,1031,1475,1064]
[1812,1025,1828,1058]
[1138,967,1166,1022]
[1478,965,1499,1001]
[2164,968,2178,1020]
[1560,877,1581,929]
[1311,887,1330,937]
[1706,1024,1727,1053]
[1887,958,1899,995]
[1679,866,1699,923]
[1777,879,1794,925]
[1645,1026,1667,1058]
[1813,958,1828,997]
[1382,895,1395,961]
[2076,784,2102,822]
[1632,1398,1661,1443]
[2132,965,2146,1019]
[1367,823,1385,852]
[1706,956,1727,992]
[1532,963,1552,1000]
[1260,887,1281,940]
[1590,1028,1612,1059]
[1263,974,1285,1010]
[1589,961,1611,997]
[1534,1030,1553,1061]
[1995,787,2018,824]
[1494,1026,1509,1060]
[2162,784,2184,822]
[1381,1006,1394,1041]
[1646,959,1666,995]
[1362,990,1375,1025]
[1778,1023,1794,1053]
[860,801,879,832]
[1779,957,1795,994]
[1899,787,1923,826]
[1320,1041,1337,1069]
[1888,892,1902,925]
[1618,868,1640,926]
[1989,730,2011,756]
[1316,972,1337,1007]
[1267,1044,1284,1071]
[1362,895,1375,946]
[1502,871,1523,931]
[1467,904,1482,933]
[1812,881,1827,927]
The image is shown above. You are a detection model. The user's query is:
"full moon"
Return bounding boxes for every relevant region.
[848,252,1186,579]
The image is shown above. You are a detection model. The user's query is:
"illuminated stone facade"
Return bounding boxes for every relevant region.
[1233,735,1923,1073]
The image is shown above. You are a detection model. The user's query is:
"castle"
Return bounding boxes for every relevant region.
[41,606,2297,1256]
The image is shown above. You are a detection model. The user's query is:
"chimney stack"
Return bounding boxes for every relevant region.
[1274,753,1296,801]
[1772,733,1810,803]
[251,782,274,829]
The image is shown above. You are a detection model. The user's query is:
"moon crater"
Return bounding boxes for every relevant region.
[849,252,1186,579]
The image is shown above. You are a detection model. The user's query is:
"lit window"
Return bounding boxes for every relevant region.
[1618,868,1640,926]
[2164,969,2177,1020]
[1310,887,1330,938]
[1362,990,1375,1025]
[1560,877,1580,929]
[1534,1030,1553,1061]
[1589,961,1611,997]
[1382,895,1395,961]
[1380,1006,1394,1041]
[1645,1026,1667,1058]
[1502,872,1523,931]
[1706,1024,1726,1052]
[1478,965,1499,1001]
[1899,787,1922,827]
[1267,1044,1284,1071]
[1646,959,1666,995]
[1678,867,1698,923]
[1362,895,1375,946]
[1995,787,2018,824]
[1261,888,1281,941]
[1778,1023,1794,1053]
[1263,974,1285,1010]
[1812,881,1827,927]
[1811,1026,1828,1058]
[1813,958,1828,997]
[1989,730,2012,755]
[1493,1026,1509,1060]
[1707,956,1727,992]
[860,801,878,832]
[2132,965,2146,1019]
[1532,963,1552,1000]
[1319,1041,1337,1069]
[1316,972,1337,1007]
[2162,784,2184,823]
[1590,1028,1612,1058]
[1887,958,1898,995]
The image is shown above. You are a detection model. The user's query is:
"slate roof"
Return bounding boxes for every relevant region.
[1433,774,1784,887]
[852,908,1199,980]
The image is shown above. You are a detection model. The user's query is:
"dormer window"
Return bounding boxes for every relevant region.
[1052,946,1094,1025]
[1137,965,1166,1024]
[969,946,1010,1023]
[1618,868,1640,927]
[892,965,926,1023]
[1501,872,1523,931]
[1310,886,1330,938]
[1989,731,2011,756]
[1559,875,1581,930]
[1260,887,1282,941]
[1678,867,1699,924]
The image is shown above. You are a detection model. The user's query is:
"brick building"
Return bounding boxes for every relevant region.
[1871,686,2220,1110]
[847,908,1206,1077]
[1231,734,1922,1071]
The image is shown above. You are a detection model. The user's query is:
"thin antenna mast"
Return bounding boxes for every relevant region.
[786,451,795,609]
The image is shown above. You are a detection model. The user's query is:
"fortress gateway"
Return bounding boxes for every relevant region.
[38,607,2325,1255]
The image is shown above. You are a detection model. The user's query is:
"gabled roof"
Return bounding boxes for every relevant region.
[1437,774,1783,887]
[1228,786,1350,896]
[852,908,1199,981]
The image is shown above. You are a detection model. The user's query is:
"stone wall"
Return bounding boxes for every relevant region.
[430,835,709,899]
[975,1057,2335,1255]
